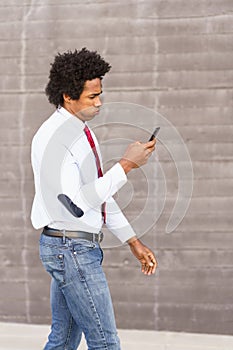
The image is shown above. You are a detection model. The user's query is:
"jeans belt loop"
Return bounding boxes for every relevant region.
[62,229,66,244]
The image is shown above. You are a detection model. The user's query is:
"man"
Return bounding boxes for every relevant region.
[31,48,157,350]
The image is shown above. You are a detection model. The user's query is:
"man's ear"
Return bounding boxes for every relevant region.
[63,93,72,103]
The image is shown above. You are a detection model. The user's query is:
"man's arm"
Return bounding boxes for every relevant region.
[105,197,137,242]
[105,197,158,276]
[60,139,156,215]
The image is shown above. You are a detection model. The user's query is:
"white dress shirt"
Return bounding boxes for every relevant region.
[31,106,136,243]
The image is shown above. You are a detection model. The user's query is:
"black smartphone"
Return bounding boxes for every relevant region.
[148,127,160,141]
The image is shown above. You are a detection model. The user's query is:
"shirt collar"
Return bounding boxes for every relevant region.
[57,106,85,130]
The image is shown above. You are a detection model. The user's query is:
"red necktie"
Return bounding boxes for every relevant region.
[84,125,106,223]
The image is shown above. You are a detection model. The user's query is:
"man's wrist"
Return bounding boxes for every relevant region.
[119,159,133,174]
[127,236,140,246]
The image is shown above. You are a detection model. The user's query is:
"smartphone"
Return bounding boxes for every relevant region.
[148,127,160,141]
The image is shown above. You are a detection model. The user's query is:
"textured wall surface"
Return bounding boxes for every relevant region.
[0,0,233,335]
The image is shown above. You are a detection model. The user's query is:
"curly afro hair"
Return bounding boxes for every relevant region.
[45,48,111,107]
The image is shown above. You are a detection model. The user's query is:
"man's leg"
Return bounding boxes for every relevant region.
[40,235,82,350]
[40,234,121,350]
[62,243,121,350]
[44,278,82,350]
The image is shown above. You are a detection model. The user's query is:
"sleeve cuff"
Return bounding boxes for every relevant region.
[108,162,127,182]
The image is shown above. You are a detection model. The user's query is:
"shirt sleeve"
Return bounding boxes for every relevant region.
[61,154,128,215]
[105,196,137,243]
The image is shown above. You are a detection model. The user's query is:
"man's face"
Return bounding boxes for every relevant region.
[63,78,103,122]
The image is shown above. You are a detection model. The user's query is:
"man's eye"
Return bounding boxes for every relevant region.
[89,96,95,99]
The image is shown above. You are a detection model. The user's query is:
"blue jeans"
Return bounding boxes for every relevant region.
[39,233,121,350]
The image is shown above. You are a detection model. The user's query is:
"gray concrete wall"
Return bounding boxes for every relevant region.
[0,0,233,335]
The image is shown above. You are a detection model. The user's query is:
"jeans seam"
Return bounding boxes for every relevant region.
[64,315,74,350]
[71,250,86,282]
[71,250,108,349]
[84,280,108,349]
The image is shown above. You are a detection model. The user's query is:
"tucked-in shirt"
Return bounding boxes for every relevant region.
[31,106,136,243]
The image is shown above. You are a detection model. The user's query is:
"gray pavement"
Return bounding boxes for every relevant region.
[0,323,233,350]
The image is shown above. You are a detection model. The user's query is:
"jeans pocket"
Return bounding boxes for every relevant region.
[40,253,65,286]
[72,239,96,255]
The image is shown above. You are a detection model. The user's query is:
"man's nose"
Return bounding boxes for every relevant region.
[94,96,102,108]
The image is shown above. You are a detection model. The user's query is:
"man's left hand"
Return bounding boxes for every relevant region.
[127,238,158,276]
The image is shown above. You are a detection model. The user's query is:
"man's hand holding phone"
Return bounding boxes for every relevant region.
[119,127,159,174]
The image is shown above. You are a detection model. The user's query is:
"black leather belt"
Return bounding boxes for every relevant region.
[42,226,103,243]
